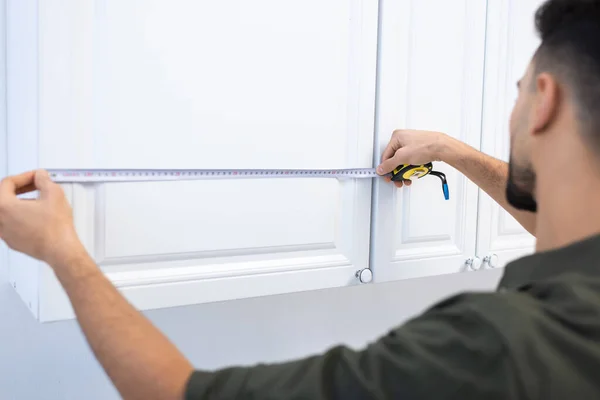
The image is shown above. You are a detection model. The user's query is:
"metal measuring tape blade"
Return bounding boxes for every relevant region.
[48,164,450,200]
[48,168,379,183]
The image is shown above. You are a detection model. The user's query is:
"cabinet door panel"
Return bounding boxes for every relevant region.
[476,0,542,270]
[101,180,337,260]
[8,0,379,321]
[370,0,487,282]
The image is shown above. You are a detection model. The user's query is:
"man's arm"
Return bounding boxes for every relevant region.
[184,293,511,399]
[377,130,537,236]
[440,136,537,235]
[54,250,193,400]
[0,171,193,400]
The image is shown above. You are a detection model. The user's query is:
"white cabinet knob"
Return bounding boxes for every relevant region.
[356,269,373,283]
[465,257,482,271]
[483,254,499,268]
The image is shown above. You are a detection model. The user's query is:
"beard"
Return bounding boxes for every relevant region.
[506,155,537,212]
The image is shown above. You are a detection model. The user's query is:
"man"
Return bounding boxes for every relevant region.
[2,0,600,398]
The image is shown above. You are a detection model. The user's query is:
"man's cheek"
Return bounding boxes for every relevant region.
[508,110,518,142]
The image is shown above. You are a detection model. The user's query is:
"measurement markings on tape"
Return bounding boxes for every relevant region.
[47,168,380,183]
[47,162,451,200]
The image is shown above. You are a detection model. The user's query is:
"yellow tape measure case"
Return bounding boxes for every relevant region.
[389,162,449,200]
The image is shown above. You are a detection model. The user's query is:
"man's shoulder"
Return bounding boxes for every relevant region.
[419,274,600,315]
[416,280,568,322]
[413,275,600,348]
[415,287,527,319]
[379,290,515,360]
[398,287,548,346]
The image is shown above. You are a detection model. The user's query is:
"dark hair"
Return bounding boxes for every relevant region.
[533,0,600,149]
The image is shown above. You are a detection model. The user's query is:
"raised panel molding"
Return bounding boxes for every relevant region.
[73,183,352,284]
[8,0,380,322]
[371,0,487,281]
[92,184,338,265]
[476,0,541,268]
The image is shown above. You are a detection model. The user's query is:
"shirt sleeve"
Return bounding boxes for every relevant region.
[184,293,510,400]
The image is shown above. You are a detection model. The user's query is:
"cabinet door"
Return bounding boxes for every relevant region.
[370,0,487,282]
[8,0,379,321]
[476,0,540,270]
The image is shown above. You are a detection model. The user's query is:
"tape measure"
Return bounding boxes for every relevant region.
[48,163,449,199]
[389,162,449,200]
[48,168,378,182]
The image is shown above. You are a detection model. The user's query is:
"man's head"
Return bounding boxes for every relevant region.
[507,0,600,212]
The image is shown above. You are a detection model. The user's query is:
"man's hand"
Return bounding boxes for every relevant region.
[1,170,193,399]
[376,129,447,188]
[376,128,537,235]
[0,169,85,267]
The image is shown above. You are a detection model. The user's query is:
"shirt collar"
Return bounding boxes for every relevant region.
[498,232,600,290]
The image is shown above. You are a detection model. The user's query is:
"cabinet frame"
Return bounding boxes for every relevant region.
[7,0,381,322]
[475,0,537,268]
[370,0,488,283]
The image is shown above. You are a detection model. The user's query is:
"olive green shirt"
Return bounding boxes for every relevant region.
[186,233,600,399]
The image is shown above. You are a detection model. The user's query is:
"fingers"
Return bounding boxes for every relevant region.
[383,175,412,188]
[0,170,58,202]
[16,183,37,195]
[0,171,36,198]
[377,148,409,175]
[34,170,55,198]
[393,179,412,188]
[380,139,400,164]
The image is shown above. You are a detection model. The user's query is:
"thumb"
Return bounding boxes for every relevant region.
[34,169,54,194]
[377,148,411,175]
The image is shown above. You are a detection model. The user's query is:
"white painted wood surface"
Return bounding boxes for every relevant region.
[6,0,43,319]
[0,0,6,286]
[6,0,543,322]
[9,0,379,321]
[371,0,487,282]
[476,0,541,269]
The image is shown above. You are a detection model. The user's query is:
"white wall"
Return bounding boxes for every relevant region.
[0,1,503,398]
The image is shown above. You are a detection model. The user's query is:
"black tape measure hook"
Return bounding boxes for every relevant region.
[389,162,449,200]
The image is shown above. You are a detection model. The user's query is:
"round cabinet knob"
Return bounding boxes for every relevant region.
[465,257,482,272]
[356,269,373,283]
[484,254,499,268]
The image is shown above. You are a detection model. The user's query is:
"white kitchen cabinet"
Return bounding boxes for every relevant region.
[475,0,540,271]
[370,0,487,282]
[7,0,379,321]
[6,0,541,323]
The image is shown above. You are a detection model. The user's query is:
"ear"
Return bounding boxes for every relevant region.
[532,72,559,134]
